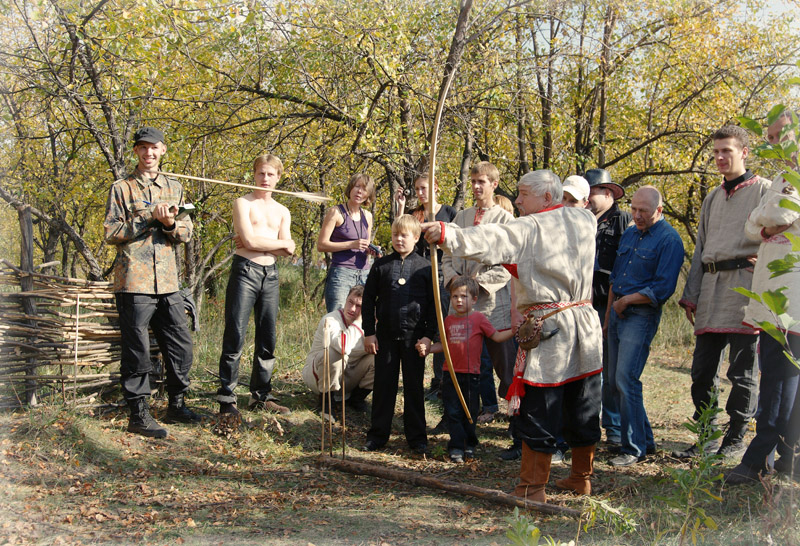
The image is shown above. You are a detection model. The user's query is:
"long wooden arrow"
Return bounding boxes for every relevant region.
[160,172,331,203]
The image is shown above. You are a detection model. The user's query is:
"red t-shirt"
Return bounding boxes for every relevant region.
[443,312,496,374]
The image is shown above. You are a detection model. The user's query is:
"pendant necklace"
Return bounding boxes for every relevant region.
[398,257,406,285]
[348,204,365,243]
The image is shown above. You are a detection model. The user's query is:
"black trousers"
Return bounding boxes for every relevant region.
[217,257,279,404]
[116,292,193,401]
[367,337,427,447]
[442,372,480,451]
[516,373,601,453]
[690,332,758,424]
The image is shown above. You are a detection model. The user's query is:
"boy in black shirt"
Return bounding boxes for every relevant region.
[362,215,436,454]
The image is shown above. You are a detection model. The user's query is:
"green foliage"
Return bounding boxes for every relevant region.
[505,508,570,546]
[1,0,798,303]
[657,396,725,546]
[581,497,638,536]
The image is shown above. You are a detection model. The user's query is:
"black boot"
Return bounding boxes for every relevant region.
[165,393,202,424]
[128,398,168,438]
[219,402,240,416]
[317,392,341,422]
[499,438,523,461]
[717,420,749,458]
[346,387,371,412]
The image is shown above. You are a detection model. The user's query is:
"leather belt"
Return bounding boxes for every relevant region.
[702,258,751,274]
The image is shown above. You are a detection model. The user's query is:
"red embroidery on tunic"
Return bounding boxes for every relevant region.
[502,264,519,278]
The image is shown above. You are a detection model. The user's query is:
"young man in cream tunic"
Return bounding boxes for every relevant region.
[675,126,770,459]
[441,162,516,421]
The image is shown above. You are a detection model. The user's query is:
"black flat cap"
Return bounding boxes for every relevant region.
[584,168,624,200]
[133,127,165,145]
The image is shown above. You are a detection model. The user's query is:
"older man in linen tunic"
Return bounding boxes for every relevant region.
[425,169,602,503]
[675,126,770,459]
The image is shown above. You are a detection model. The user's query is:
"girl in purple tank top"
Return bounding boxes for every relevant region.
[318,173,376,312]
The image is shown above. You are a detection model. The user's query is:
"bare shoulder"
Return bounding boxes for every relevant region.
[233,195,252,210]
[324,205,343,221]
[271,199,291,218]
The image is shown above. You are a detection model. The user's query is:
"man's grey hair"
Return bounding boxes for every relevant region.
[518,169,562,203]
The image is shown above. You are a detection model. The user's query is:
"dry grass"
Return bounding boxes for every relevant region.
[1,263,798,545]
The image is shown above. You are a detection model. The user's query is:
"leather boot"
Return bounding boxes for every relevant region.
[346,387,371,412]
[717,420,749,458]
[513,443,551,503]
[165,393,202,424]
[128,398,168,438]
[555,444,595,495]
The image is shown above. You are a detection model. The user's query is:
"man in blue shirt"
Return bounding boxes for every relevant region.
[605,186,685,466]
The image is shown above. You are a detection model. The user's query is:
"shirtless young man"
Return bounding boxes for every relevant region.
[216,154,296,416]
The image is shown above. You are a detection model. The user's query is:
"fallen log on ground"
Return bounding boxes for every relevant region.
[317,455,581,518]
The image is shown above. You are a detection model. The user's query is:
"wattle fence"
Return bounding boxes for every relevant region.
[0,261,167,409]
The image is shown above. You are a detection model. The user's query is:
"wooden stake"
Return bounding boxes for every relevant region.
[321,321,331,454]
[73,294,80,402]
[340,331,347,460]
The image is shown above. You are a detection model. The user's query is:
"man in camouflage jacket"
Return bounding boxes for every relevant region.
[104,127,200,438]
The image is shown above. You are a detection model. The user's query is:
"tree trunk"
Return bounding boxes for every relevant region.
[515,15,529,179]
[302,227,313,292]
[454,126,473,211]
[0,182,104,280]
[597,6,617,166]
[18,206,39,406]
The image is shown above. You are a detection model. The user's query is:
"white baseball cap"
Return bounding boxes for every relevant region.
[563,175,590,201]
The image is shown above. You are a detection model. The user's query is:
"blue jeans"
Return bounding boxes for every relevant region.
[478,343,499,412]
[596,301,621,443]
[217,256,279,404]
[442,372,480,451]
[607,304,661,457]
[324,265,368,313]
